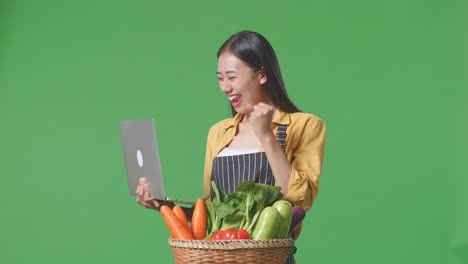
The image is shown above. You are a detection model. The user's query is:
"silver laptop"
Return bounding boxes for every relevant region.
[119,118,195,204]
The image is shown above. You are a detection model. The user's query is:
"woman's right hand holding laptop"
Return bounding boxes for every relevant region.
[135,177,174,210]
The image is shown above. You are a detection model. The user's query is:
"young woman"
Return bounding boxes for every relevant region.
[136,31,326,263]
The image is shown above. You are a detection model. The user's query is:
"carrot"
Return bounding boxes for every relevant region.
[173,205,190,233]
[191,198,207,240]
[160,205,193,240]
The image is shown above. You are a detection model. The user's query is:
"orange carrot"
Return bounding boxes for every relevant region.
[173,205,190,233]
[160,205,193,240]
[191,198,207,240]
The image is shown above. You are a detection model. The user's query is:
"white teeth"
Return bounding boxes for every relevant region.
[229,95,241,101]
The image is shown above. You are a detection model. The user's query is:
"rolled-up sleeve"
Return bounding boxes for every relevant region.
[284,118,326,211]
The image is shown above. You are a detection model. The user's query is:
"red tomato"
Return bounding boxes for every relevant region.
[223,228,236,239]
[210,233,217,241]
[215,230,225,240]
[237,228,250,239]
[211,228,250,240]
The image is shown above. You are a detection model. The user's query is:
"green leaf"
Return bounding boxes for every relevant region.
[205,201,216,235]
[213,200,236,219]
[209,180,283,234]
[211,181,225,203]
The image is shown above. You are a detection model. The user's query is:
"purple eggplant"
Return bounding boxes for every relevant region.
[289,206,306,235]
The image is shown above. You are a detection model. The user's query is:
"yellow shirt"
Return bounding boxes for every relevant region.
[203,108,326,238]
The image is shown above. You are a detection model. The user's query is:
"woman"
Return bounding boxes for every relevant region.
[136,31,326,263]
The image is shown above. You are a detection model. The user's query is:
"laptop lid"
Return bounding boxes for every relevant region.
[119,118,195,204]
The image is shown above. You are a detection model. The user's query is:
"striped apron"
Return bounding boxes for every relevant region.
[210,124,295,264]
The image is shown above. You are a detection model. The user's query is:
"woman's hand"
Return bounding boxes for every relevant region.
[247,102,276,141]
[247,102,292,195]
[135,178,174,210]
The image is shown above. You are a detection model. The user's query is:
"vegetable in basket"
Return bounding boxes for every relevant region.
[173,206,190,232]
[160,205,194,240]
[272,200,293,239]
[210,227,250,240]
[251,200,293,240]
[289,206,306,235]
[251,206,281,240]
[191,198,207,240]
[205,181,283,239]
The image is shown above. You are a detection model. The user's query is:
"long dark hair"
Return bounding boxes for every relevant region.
[217,31,300,116]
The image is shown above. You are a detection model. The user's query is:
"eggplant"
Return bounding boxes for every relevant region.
[289,206,306,235]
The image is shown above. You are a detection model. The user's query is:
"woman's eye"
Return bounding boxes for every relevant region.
[217,78,224,82]
[228,77,236,81]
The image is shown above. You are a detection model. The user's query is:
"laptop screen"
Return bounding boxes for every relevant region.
[119,118,167,200]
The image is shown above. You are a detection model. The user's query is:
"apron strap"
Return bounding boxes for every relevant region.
[276,124,287,152]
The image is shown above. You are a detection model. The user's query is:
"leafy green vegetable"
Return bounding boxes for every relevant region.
[205,200,216,239]
[239,181,282,232]
[205,180,283,238]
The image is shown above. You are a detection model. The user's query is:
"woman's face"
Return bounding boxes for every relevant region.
[217,52,268,114]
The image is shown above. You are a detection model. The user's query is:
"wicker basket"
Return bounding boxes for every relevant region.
[168,238,295,264]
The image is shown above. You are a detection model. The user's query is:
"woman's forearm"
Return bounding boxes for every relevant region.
[261,132,292,195]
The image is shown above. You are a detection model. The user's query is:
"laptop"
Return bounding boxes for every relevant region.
[119,118,195,204]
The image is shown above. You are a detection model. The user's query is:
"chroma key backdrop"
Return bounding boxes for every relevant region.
[0,1,465,263]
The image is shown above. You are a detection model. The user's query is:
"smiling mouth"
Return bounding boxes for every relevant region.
[229,95,242,107]
[228,95,241,101]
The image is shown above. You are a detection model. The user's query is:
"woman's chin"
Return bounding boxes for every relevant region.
[234,106,250,115]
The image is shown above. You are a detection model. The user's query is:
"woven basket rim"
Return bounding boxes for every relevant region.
[168,238,295,250]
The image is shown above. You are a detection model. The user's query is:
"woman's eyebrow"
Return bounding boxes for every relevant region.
[217,70,238,75]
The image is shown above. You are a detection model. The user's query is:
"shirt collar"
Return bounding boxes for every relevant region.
[272,108,291,125]
[223,108,291,130]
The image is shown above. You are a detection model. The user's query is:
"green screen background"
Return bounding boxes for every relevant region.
[0,0,465,263]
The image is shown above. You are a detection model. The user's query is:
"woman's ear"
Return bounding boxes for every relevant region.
[259,67,267,85]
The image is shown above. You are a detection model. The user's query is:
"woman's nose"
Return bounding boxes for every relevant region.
[220,81,232,93]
